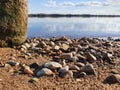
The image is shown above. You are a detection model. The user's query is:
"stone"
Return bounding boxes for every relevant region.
[86,52,97,63]
[36,68,53,77]
[103,53,114,64]
[7,61,19,66]
[23,66,34,75]
[89,45,98,50]
[30,63,39,69]
[59,36,68,41]
[81,64,97,75]
[4,64,13,72]
[61,43,69,51]
[53,45,60,51]
[75,62,85,67]
[70,56,78,62]
[111,69,119,74]
[76,54,86,60]
[69,65,80,71]
[104,74,120,84]
[44,62,62,70]
[29,77,39,83]
[76,72,87,78]
[24,43,31,48]
[58,66,69,73]
[59,70,73,78]
[60,53,73,60]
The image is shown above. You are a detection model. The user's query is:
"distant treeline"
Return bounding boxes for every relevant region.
[28,14,120,18]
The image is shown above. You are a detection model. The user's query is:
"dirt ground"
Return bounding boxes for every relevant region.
[0,47,120,90]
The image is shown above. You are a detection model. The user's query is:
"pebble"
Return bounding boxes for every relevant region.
[58,66,69,73]
[86,52,97,63]
[104,74,120,84]
[75,62,85,67]
[69,65,80,71]
[44,61,62,70]
[76,72,87,78]
[59,70,73,78]
[23,65,34,75]
[6,61,18,66]
[70,56,78,62]
[29,77,39,83]
[36,68,53,77]
[60,53,73,60]
[81,64,97,75]
[30,63,39,69]
[61,43,69,51]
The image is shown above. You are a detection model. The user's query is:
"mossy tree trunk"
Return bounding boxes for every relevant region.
[0,0,28,47]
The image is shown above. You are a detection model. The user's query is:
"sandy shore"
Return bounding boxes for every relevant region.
[0,36,120,90]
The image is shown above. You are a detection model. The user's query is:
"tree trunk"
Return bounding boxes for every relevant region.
[0,0,28,47]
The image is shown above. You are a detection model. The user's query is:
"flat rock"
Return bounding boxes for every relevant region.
[104,74,120,84]
[36,68,53,77]
[60,53,73,60]
[81,64,97,75]
[44,62,62,70]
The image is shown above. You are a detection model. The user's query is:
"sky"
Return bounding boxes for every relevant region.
[28,0,120,15]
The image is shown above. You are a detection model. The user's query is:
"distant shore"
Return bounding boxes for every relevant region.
[29,13,120,18]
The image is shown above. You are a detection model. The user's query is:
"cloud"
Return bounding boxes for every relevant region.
[107,0,120,5]
[60,2,75,7]
[44,0,120,8]
[45,0,57,7]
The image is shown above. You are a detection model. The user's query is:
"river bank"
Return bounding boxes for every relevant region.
[0,36,120,90]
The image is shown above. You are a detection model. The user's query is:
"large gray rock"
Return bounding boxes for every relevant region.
[36,68,53,77]
[44,62,62,70]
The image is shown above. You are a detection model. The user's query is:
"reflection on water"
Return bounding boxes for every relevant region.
[28,17,120,38]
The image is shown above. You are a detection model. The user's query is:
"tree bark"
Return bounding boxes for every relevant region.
[0,0,28,47]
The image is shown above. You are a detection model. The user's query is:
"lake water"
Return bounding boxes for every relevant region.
[28,17,120,39]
